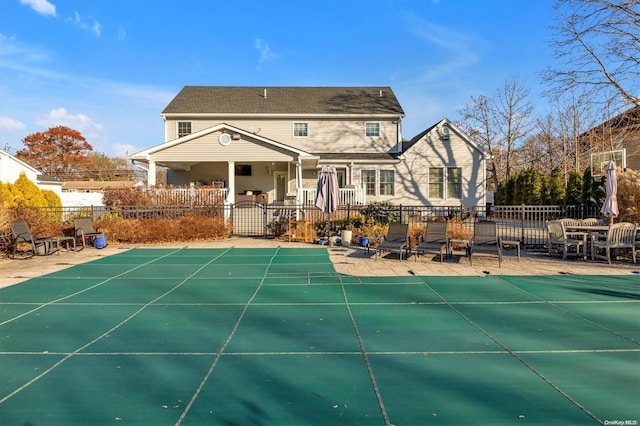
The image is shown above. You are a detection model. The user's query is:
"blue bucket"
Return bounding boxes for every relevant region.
[95,236,107,249]
[358,237,369,247]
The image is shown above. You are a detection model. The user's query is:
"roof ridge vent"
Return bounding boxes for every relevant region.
[379,89,383,97]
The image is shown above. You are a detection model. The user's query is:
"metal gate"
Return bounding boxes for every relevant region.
[231,201,268,237]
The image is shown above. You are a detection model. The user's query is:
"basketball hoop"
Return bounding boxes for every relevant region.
[590,149,626,180]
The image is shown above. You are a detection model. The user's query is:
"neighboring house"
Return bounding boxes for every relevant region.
[129,86,487,207]
[581,105,640,172]
[0,149,62,195]
[59,180,140,207]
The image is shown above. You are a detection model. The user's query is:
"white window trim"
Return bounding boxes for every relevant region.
[447,167,463,200]
[293,122,309,138]
[361,168,394,197]
[177,121,192,139]
[428,166,462,200]
[428,167,444,200]
[365,122,380,137]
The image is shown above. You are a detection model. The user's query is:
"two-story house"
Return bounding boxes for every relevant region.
[129,86,487,207]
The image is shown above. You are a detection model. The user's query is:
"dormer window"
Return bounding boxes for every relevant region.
[365,122,380,137]
[177,121,192,138]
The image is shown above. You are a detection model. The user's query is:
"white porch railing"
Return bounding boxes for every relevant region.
[298,187,366,206]
[145,187,229,205]
[146,187,365,206]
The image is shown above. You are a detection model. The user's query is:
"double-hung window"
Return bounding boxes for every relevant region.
[362,170,376,196]
[365,122,380,137]
[429,168,444,199]
[379,170,395,196]
[362,169,394,196]
[447,167,462,199]
[293,122,308,137]
[429,167,462,199]
[177,121,191,138]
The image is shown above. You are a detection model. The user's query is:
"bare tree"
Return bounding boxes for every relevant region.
[544,0,640,110]
[458,79,534,190]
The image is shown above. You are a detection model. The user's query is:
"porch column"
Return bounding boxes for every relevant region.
[147,160,156,187]
[348,162,354,185]
[295,160,302,204]
[227,161,235,204]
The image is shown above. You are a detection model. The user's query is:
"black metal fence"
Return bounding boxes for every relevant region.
[2,203,602,251]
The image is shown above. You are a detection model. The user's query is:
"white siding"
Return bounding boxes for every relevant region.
[164,118,400,153]
[0,151,40,184]
[350,126,485,207]
[153,131,297,162]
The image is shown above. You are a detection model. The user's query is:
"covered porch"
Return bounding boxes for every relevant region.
[128,124,367,206]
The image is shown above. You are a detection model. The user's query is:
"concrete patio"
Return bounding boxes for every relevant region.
[1,237,638,289]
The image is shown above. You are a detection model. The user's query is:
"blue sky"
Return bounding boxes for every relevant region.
[0,0,556,157]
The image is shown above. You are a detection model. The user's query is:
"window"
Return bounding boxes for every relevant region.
[429,168,444,199]
[177,121,191,138]
[362,170,376,195]
[361,170,394,196]
[235,165,252,176]
[293,122,308,137]
[447,167,462,199]
[365,122,380,137]
[379,170,394,196]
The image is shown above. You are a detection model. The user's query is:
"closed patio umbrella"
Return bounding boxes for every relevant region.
[315,165,339,213]
[600,160,618,224]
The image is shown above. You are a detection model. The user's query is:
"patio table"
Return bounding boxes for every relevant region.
[564,225,610,260]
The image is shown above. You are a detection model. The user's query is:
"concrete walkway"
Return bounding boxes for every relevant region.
[1,237,638,288]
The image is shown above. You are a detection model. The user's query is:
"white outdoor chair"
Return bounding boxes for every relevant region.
[546,220,587,259]
[591,222,637,264]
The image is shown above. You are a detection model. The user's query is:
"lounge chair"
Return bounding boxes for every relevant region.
[469,221,502,267]
[9,220,56,258]
[546,220,587,259]
[376,223,409,260]
[591,222,637,264]
[415,221,449,262]
[74,217,105,250]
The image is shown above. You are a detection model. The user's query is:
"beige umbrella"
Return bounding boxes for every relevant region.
[315,165,339,213]
[600,160,618,224]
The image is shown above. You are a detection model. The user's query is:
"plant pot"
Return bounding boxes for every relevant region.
[341,230,352,246]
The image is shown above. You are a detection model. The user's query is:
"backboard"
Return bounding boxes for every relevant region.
[590,149,626,178]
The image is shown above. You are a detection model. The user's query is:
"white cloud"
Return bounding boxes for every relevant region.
[66,11,102,38]
[255,38,278,64]
[36,108,107,147]
[117,26,126,41]
[92,20,102,38]
[0,116,28,132]
[20,0,56,17]
[112,143,138,158]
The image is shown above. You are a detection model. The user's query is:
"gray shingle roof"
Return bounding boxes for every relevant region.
[162,86,404,115]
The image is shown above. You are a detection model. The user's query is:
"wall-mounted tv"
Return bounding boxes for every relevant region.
[235,165,252,176]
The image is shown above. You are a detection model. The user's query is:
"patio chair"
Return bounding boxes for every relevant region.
[376,223,409,260]
[415,221,449,263]
[74,217,105,250]
[559,218,589,242]
[591,222,637,264]
[546,220,587,260]
[9,219,56,259]
[469,221,502,267]
[581,218,604,226]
